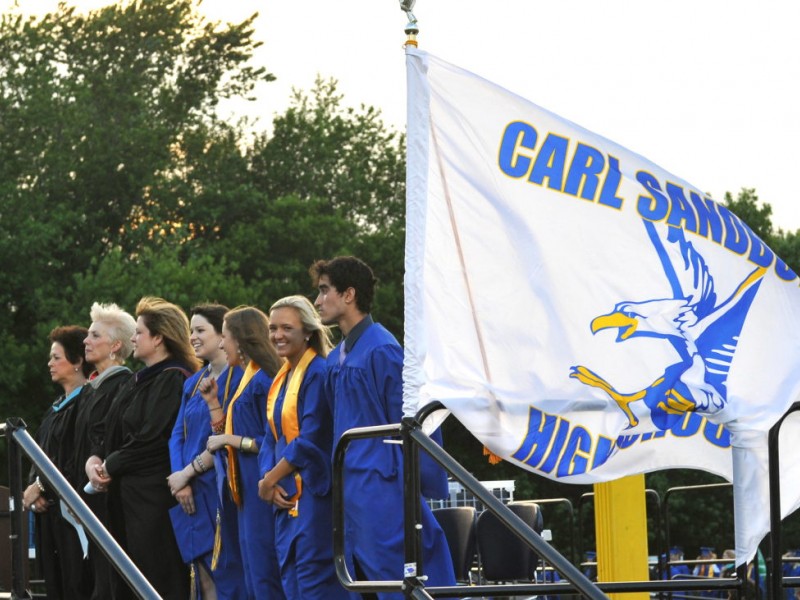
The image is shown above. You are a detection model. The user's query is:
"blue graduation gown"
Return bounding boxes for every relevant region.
[168,365,246,599]
[259,355,351,600]
[226,369,284,600]
[325,323,456,598]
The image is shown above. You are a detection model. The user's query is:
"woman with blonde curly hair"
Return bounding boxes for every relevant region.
[86,297,200,600]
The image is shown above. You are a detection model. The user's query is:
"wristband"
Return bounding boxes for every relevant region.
[194,455,207,473]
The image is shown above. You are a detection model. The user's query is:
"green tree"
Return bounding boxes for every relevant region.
[0,0,412,447]
[250,77,406,230]
[0,0,268,312]
[723,188,775,244]
[0,0,270,432]
[245,78,407,332]
[724,187,800,277]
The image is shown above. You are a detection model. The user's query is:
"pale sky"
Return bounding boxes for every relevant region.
[5,0,800,230]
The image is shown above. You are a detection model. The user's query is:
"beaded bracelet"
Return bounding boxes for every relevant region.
[196,454,208,473]
[211,417,225,434]
[35,476,45,493]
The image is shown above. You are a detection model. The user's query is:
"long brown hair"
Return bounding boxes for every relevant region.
[224,306,282,376]
[136,297,200,372]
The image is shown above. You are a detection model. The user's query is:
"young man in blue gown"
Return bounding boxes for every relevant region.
[311,256,455,600]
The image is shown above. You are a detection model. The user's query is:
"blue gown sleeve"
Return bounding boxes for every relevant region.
[257,430,275,479]
[371,342,449,499]
[370,344,405,425]
[169,380,193,472]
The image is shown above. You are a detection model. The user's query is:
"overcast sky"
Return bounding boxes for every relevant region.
[5,1,800,230]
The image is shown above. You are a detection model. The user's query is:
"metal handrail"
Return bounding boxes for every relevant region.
[768,400,800,599]
[328,397,800,598]
[525,497,576,564]
[331,404,607,599]
[2,418,159,599]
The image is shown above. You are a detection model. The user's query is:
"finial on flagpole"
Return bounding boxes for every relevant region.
[399,0,418,46]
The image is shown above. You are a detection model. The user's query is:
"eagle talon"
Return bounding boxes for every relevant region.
[571,365,642,427]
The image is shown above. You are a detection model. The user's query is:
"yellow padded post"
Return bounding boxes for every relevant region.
[594,474,650,600]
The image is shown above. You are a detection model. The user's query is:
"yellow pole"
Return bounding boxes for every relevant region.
[594,474,650,600]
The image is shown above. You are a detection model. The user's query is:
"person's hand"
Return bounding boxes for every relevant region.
[206,434,229,453]
[258,474,295,509]
[271,484,295,510]
[85,456,112,492]
[23,483,47,513]
[174,486,195,515]
[88,461,112,492]
[167,469,192,496]
[198,377,219,406]
[257,475,275,503]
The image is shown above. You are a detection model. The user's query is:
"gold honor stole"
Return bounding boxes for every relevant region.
[266,347,317,517]
[225,359,260,508]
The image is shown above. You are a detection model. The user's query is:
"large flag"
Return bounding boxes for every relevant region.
[403,46,800,565]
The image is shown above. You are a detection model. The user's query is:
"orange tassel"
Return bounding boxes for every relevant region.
[483,446,503,465]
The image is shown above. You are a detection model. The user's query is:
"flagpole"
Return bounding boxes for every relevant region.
[401,0,427,422]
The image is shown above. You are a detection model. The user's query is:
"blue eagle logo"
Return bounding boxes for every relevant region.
[570,221,766,430]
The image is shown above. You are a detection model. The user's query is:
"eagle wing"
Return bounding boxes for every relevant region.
[643,221,717,326]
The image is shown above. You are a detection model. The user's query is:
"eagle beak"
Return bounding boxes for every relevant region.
[591,311,638,341]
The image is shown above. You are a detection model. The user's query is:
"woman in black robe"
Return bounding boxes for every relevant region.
[74,302,136,600]
[24,325,93,600]
[85,297,200,600]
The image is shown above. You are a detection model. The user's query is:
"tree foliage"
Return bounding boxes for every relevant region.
[0,0,407,439]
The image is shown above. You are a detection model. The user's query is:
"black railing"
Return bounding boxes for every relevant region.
[332,404,605,598]
[768,400,800,600]
[2,418,159,599]
[330,401,760,598]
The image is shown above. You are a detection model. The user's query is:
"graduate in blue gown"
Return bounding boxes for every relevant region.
[204,306,286,600]
[167,304,245,599]
[258,295,352,600]
[311,257,456,599]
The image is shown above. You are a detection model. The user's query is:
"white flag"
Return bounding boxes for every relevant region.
[403,47,800,565]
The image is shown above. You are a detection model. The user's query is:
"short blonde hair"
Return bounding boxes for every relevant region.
[89,302,137,360]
